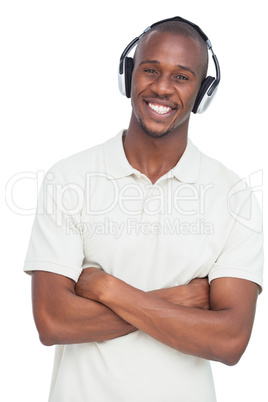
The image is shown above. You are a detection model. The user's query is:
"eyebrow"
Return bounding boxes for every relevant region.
[177,64,196,77]
[139,59,196,77]
[139,60,160,66]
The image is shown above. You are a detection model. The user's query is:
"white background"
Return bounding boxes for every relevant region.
[1,0,267,401]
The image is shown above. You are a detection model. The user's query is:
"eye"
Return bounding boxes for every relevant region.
[175,74,189,81]
[144,68,157,74]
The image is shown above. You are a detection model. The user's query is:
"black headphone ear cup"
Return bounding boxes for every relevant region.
[192,76,215,114]
[125,57,134,98]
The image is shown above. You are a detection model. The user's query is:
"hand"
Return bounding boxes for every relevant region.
[75,267,108,301]
[183,278,210,309]
[150,278,210,310]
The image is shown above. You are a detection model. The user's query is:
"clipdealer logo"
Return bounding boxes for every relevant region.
[66,217,214,239]
[5,170,214,222]
[227,170,263,233]
[5,169,263,234]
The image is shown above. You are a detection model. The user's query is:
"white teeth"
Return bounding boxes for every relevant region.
[148,102,172,115]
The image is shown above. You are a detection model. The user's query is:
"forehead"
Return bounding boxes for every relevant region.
[135,31,205,74]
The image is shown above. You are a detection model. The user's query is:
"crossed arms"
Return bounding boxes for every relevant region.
[32,268,259,366]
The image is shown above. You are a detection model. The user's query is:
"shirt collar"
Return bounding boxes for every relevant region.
[103,130,201,184]
[103,130,135,180]
[171,138,201,183]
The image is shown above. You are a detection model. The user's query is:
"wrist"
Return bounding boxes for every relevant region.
[75,267,114,302]
[98,274,122,304]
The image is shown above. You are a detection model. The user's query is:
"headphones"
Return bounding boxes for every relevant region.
[118,16,220,114]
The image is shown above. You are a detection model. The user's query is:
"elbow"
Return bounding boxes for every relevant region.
[215,336,249,366]
[39,331,56,347]
[220,351,243,367]
[34,313,58,346]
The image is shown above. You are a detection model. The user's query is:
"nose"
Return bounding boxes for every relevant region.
[150,74,175,96]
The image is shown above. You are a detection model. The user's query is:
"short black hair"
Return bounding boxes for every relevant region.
[136,20,209,79]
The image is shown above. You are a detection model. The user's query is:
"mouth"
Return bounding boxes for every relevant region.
[148,102,172,115]
[144,100,177,118]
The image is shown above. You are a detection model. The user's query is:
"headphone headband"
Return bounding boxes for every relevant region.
[151,16,209,43]
[118,16,221,114]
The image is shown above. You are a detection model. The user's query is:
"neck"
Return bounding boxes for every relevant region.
[123,112,189,184]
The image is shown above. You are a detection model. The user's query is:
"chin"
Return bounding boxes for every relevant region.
[138,118,174,139]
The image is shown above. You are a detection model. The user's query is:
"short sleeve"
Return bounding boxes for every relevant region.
[23,166,85,282]
[209,188,264,291]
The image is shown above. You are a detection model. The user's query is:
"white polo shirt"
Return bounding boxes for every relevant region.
[24,130,263,402]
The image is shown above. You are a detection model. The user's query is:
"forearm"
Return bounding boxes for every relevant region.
[32,271,136,346]
[49,293,137,345]
[47,286,198,346]
[33,270,208,346]
[89,273,258,365]
[76,270,220,359]
[97,276,222,361]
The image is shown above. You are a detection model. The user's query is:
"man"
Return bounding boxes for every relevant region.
[24,17,263,402]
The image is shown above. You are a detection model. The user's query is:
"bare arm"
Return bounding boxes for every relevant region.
[32,270,209,346]
[76,268,259,366]
[32,271,136,346]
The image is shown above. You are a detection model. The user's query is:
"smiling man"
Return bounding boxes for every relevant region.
[124,27,208,183]
[24,17,263,402]
[131,29,207,139]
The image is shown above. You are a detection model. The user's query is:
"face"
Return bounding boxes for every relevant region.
[131,31,205,138]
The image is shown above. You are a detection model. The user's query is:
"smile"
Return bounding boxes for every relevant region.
[148,102,172,115]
